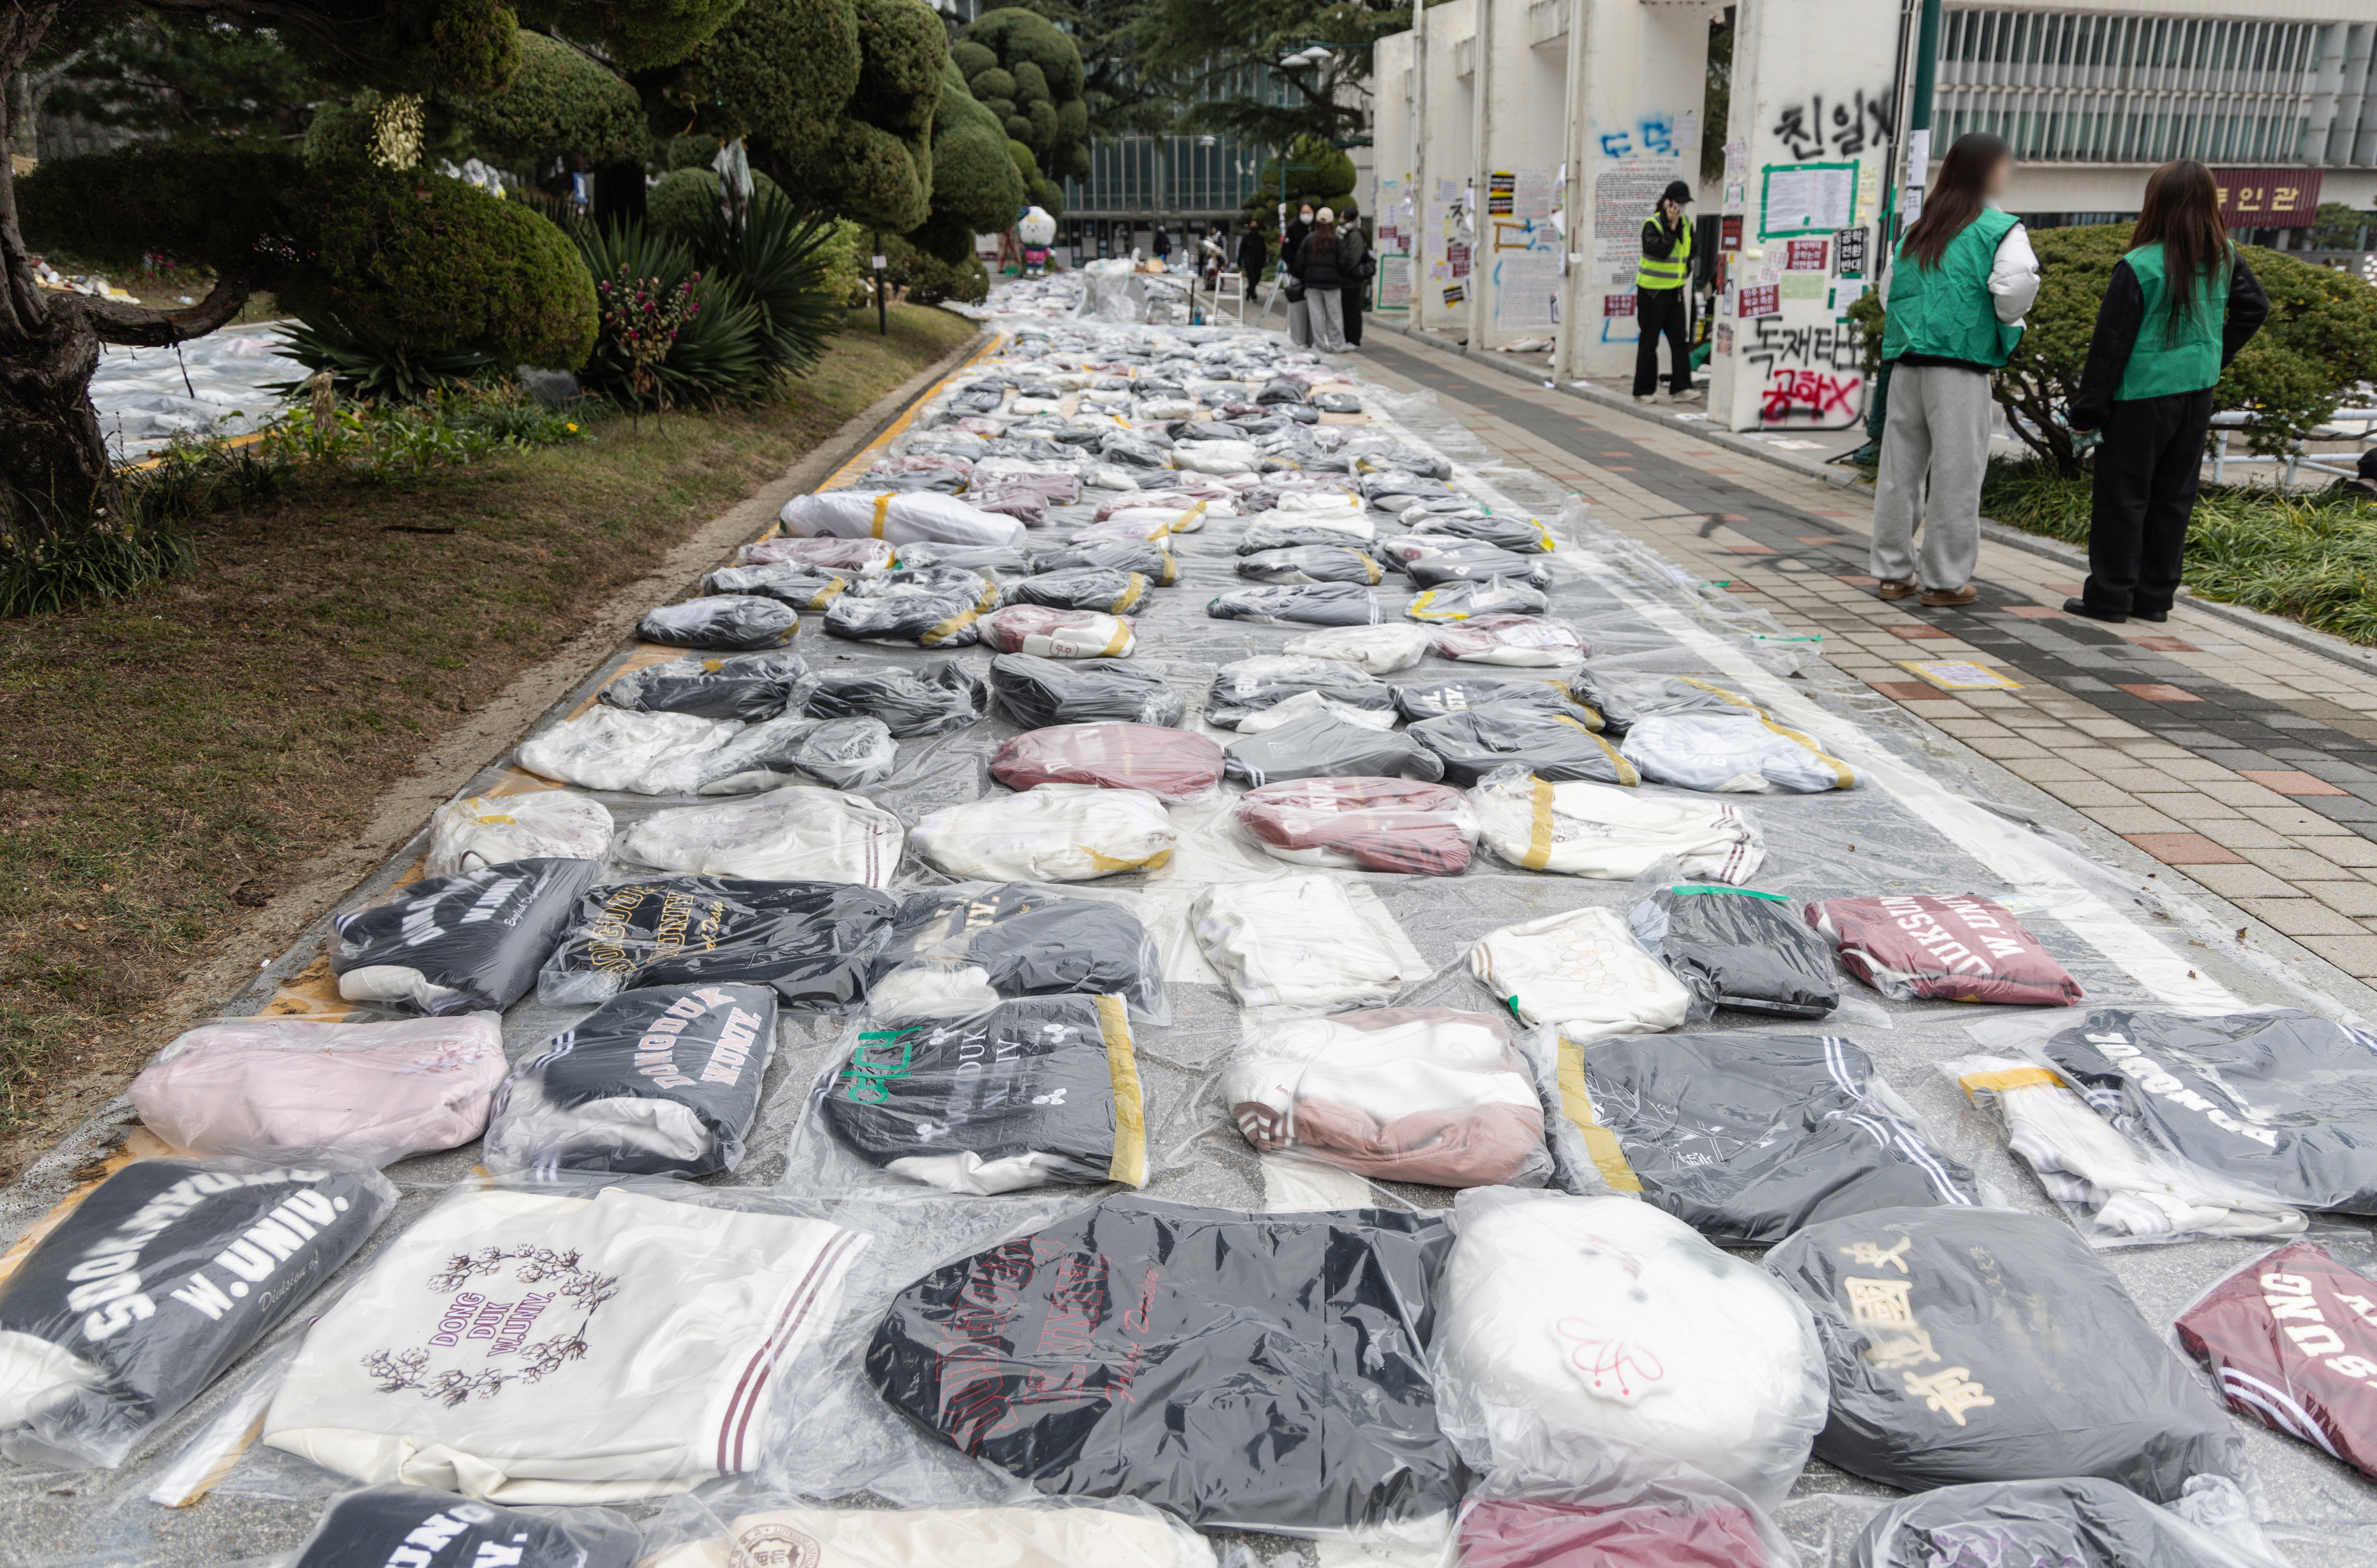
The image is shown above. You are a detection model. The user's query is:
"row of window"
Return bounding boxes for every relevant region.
[1940,10,2320,85]
[1932,99,2316,163]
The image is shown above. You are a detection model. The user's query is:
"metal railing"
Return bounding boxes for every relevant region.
[2206,402,2377,485]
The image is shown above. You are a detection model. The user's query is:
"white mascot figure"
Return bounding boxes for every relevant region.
[1019,207,1057,277]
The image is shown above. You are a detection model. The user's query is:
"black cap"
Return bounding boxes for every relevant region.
[1662,179,1694,204]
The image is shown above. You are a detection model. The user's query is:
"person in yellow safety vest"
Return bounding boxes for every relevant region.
[1634,179,1700,403]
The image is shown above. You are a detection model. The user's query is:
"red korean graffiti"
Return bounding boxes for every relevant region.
[1744,319,1866,430]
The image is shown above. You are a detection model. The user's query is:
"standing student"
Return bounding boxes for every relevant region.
[1284,204,1314,270]
[1237,217,1269,307]
[1633,179,1698,402]
[1293,209,1351,352]
[2066,160,2269,624]
[1338,199,1370,349]
[1869,132,2040,607]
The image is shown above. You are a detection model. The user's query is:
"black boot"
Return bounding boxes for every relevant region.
[2063,598,2127,624]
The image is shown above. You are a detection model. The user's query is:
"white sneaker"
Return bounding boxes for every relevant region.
[1634,393,1657,404]
[1670,387,1704,402]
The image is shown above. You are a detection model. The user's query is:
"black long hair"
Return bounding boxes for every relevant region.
[1901,133,2011,270]
[2129,160,2231,340]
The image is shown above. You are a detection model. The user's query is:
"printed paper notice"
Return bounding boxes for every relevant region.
[1493,251,1562,331]
[1760,163,1858,238]
[1512,167,1554,220]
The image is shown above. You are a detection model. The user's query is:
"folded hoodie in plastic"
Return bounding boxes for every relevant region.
[872,882,1168,1024]
[1764,1205,2247,1500]
[1222,708,1446,786]
[1203,655,1394,728]
[1808,895,2083,1007]
[537,876,899,1007]
[1846,1477,2288,1568]
[865,1199,1462,1535]
[989,655,1186,728]
[806,660,985,736]
[1452,1435,1799,1568]
[815,993,1147,1193]
[1559,1032,1976,1244]
[289,1486,638,1568]
[617,788,903,888]
[700,560,853,610]
[1409,699,1638,785]
[636,595,800,651]
[1205,583,1382,626]
[2036,1008,2377,1214]
[484,982,778,1178]
[1191,876,1413,1012]
[823,567,998,648]
[601,649,817,723]
[425,791,615,877]
[130,1012,509,1168]
[1231,777,1478,874]
[1470,774,1765,883]
[0,1158,395,1467]
[2177,1238,2377,1482]
[332,857,598,1015]
[261,1180,869,1501]
[976,605,1139,658]
[1631,885,1840,1019]
[778,488,1027,548]
[1221,1007,1552,1187]
[519,708,896,795]
[634,1488,1215,1568]
[912,784,1178,881]
[1436,1188,1827,1510]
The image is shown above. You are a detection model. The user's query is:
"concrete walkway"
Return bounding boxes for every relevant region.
[1356,327,2377,988]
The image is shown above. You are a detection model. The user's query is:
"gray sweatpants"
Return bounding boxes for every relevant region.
[1309,288,1346,352]
[1870,362,1993,591]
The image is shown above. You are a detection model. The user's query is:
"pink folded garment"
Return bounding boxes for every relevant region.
[130,1013,509,1168]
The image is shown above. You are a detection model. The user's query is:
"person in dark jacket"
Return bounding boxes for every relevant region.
[1291,209,1350,352]
[1153,224,1172,263]
[1338,199,1370,349]
[1237,219,1269,305]
[1284,204,1314,266]
[1633,179,1698,402]
[2066,159,2270,624]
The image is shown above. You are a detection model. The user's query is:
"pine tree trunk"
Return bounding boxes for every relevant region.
[0,10,252,553]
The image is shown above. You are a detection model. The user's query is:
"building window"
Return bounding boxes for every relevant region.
[1934,10,2369,168]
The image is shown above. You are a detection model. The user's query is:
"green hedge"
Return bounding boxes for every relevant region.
[278,166,598,371]
[449,29,651,165]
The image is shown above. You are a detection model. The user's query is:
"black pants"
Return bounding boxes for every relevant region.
[1633,288,1691,395]
[2082,387,2215,617]
[1344,277,1364,345]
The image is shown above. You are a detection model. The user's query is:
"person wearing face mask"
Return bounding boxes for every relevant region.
[1292,207,1351,353]
[1870,132,2041,608]
[2064,159,2269,624]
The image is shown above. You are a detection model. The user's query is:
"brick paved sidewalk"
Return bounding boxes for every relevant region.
[1356,330,2377,986]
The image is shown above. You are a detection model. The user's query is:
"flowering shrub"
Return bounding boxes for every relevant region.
[596,267,702,420]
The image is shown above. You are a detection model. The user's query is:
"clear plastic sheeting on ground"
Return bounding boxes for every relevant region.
[14,280,2377,1565]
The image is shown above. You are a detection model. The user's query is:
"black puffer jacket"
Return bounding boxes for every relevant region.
[1292,229,1349,290]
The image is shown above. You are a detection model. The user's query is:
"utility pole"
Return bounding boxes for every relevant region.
[1851,0,1941,463]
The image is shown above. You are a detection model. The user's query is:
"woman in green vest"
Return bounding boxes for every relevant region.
[2065,160,2269,623]
[1871,132,2039,607]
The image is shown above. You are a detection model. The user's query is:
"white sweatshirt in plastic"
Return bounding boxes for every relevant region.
[620,788,903,888]
[911,783,1177,881]
[427,792,614,877]
[1618,710,1854,794]
[642,1504,1210,1568]
[777,490,1026,548]
[1439,1192,1828,1510]
[1471,775,1766,882]
[1190,876,1409,1011]
[263,1185,865,1503]
[1468,907,1691,1039]
[1284,622,1435,673]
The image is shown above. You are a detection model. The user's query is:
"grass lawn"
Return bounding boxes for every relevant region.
[1979,457,2377,645]
[0,304,978,1162]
